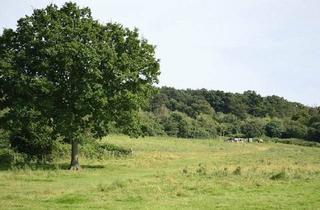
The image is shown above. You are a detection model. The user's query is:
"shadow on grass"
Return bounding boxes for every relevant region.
[81,164,105,169]
[0,162,105,171]
[0,165,11,171]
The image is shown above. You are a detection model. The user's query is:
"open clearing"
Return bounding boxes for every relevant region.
[0,136,320,209]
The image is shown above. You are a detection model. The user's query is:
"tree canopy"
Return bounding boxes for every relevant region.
[0,3,160,168]
[141,87,320,142]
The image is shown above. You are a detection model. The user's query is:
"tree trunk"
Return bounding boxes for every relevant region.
[69,140,80,170]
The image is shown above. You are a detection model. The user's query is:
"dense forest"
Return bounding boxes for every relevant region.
[136,87,320,142]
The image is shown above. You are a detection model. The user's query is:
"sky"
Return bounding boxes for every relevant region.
[1,0,319,106]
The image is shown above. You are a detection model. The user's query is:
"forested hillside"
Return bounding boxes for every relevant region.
[137,87,320,142]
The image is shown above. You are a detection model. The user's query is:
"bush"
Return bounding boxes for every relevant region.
[9,124,55,162]
[307,122,320,142]
[161,112,191,138]
[81,141,132,159]
[0,129,10,148]
[218,123,241,136]
[282,120,307,139]
[241,119,264,138]
[0,148,26,168]
[161,112,218,139]
[195,114,218,138]
[50,139,133,161]
[189,124,211,139]
[0,148,15,167]
[265,120,283,138]
[138,111,165,137]
[3,108,56,161]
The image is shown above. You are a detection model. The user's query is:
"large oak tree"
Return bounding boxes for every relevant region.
[0,3,160,169]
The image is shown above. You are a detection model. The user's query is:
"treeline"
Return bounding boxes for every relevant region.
[1,86,320,162]
[136,87,320,141]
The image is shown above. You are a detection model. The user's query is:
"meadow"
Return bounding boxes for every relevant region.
[0,135,320,210]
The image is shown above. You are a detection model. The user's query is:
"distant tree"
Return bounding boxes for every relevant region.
[222,123,241,136]
[190,99,214,117]
[147,87,317,142]
[149,93,169,115]
[282,121,307,139]
[308,112,320,127]
[161,113,179,137]
[307,117,320,142]
[216,112,238,124]
[243,90,266,117]
[170,112,191,138]
[241,119,264,138]
[291,108,310,125]
[138,111,165,136]
[195,114,217,137]
[161,112,194,138]
[265,120,283,138]
[264,95,303,119]
[0,3,160,169]
[227,93,248,119]
[189,123,211,139]
[207,91,231,113]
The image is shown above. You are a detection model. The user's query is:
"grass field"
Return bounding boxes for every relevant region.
[0,135,320,210]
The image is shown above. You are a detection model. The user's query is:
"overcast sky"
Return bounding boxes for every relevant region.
[1,0,319,106]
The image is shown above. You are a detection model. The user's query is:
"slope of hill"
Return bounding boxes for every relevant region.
[0,135,319,209]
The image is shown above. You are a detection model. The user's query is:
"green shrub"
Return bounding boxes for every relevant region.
[53,141,133,160]
[265,120,283,138]
[161,112,218,139]
[189,126,211,139]
[138,111,165,137]
[195,114,218,138]
[162,112,191,138]
[307,122,320,142]
[0,148,26,168]
[9,128,55,162]
[5,108,56,161]
[241,119,264,138]
[99,143,132,156]
[282,120,307,139]
[0,129,10,148]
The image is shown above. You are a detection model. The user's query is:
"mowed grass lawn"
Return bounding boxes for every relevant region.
[0,136,320,210]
